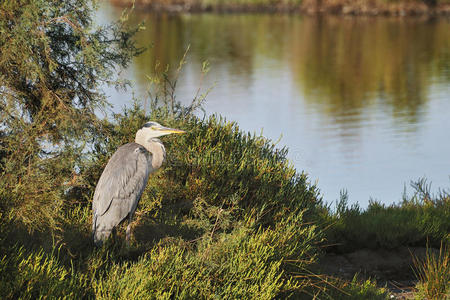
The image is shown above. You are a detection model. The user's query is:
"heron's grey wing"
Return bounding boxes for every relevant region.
[92,143,152,219]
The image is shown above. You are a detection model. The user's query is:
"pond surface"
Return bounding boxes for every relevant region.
[99,5,450,207]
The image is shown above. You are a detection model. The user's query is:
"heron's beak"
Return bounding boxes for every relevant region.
[158,127,186,134]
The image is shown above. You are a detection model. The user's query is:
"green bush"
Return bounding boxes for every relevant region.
[325,181,450,252]
[0,247,90,299]
[318,276,389,300]
[412,243,450,300]
[93,214,319,299]
[0,0,141,233]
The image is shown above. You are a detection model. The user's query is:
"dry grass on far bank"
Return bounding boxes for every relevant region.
[109,0,450,15]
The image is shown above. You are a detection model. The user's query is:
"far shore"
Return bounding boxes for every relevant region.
[110,0,450,16]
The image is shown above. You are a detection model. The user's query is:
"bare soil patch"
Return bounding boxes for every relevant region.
[318,247,440,298]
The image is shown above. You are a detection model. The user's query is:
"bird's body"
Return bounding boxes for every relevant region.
[92,122,184,246]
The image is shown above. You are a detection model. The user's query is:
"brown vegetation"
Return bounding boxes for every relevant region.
[110,0,450,15]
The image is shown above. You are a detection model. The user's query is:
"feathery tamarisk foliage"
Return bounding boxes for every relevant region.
[0,0,142,232]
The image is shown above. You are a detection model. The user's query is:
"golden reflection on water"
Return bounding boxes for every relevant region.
[291,17,449,123]
[125,12,449,127]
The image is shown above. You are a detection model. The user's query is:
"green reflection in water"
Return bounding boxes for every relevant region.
[109,7,449,128]
[291,17,449,124]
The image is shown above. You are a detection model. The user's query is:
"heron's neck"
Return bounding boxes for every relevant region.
[135,130,166,170]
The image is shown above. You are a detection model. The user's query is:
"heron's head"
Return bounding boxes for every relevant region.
[138,121,185,139]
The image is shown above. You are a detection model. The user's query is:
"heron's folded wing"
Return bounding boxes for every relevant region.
[93,143,151,217]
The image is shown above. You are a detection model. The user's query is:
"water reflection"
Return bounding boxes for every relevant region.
[101,5,450,206]
[127,13,449,126]
[293,17,448,122]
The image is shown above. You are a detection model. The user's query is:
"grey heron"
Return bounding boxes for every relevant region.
[92,121,185,246]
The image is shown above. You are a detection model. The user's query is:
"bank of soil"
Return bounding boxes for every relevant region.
[110,0,450,16]
[319,247,440,299]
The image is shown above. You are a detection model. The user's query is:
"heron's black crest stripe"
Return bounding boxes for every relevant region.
[143,121,161,128]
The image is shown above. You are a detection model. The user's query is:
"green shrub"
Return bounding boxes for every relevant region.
[0,247,90,299]
[323,276,389,300]
[93,213,320,299]
[0,0,141,233]
[412,243,450,299]
[325,181,450,252]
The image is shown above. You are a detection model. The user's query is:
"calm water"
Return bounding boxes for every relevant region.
[99,5,450,206]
